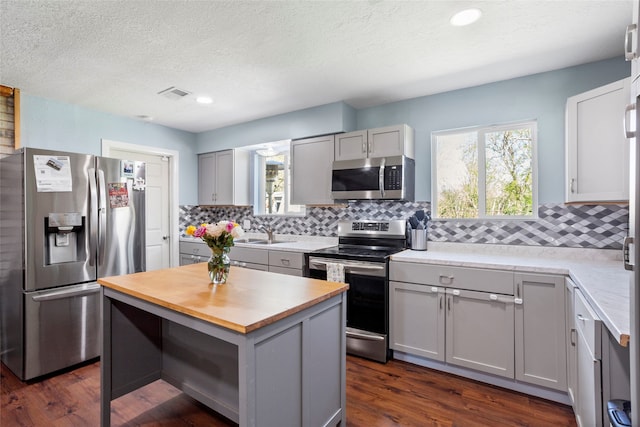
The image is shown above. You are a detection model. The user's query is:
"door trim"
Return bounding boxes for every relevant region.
[101,139,179,267]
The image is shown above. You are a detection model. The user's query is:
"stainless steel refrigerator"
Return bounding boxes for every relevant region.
[0,147,145,380]
[626,77,640,426]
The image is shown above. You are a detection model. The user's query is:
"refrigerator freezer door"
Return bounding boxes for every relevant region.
[24,149,96,291]
[96,156,145,278]
[631,91,640,427]
[23,283,101,380]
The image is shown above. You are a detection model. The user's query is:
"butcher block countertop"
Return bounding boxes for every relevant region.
[98,263,348,334]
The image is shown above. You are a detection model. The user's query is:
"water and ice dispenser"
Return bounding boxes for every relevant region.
[44,212,85,265]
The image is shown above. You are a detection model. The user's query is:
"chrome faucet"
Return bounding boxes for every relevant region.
[259,225,275,243]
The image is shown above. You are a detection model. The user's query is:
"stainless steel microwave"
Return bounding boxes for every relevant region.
[331,155,415,201]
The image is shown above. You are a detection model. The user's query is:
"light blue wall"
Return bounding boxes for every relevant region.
[19,57,629,206]
[356,57,630,202]
[20,95,199,204]
[196,101,356,152]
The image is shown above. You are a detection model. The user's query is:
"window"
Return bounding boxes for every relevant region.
[432,121,536,219]
[250,141,305,216]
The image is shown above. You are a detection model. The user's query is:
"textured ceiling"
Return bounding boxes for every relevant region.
[0,0,633,133]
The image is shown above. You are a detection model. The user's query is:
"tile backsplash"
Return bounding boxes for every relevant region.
[180,201,628,250]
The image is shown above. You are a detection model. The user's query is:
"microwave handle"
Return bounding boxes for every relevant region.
[378,157,386,198]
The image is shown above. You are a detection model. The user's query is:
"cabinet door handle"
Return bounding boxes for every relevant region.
[439,295,443,310]
[439,275,454,285]
[362,141,367,154]
[624,236,634,271]
[570,328,577,346]
[577,314,587,322]
[280,259,290,266]
[625,103,637,139]
[447,296,451,312]
[625,24,637,61]
[569,178,575,194]
[516,282,520,298]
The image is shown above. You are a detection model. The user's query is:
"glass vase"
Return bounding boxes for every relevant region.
[208,247,231,284]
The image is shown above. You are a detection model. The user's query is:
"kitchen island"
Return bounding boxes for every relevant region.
[98,263,348,427]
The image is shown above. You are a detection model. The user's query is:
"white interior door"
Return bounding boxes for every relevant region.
[102,141,175,271]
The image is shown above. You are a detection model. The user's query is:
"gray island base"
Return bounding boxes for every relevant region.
[99,264,348,426]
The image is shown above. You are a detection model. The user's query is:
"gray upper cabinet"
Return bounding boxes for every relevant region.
[565,78,630,203]
[514,273,567,392]
[198,149,250,206]
[291,135,335,205]
[334,124,415,161]
[334,130,368,161]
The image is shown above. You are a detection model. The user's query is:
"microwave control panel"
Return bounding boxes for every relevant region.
[384,165,403,190]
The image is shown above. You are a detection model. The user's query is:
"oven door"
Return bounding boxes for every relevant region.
[307,256,389,362]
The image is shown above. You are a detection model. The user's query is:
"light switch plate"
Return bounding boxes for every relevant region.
[243,219,251,230]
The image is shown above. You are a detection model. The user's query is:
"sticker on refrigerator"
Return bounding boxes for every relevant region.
[121,160,134,178]
[33,155,73,192]
[108,183,129,208]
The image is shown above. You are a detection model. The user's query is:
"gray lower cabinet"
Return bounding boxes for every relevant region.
[179,241,209,266]
[389,262,516,378]
[389,282,445,361]
[229,246,269,271]
[574,288,602,427]
[567,280,630,427]
[268,250,304,276]
[566,278,578,406]
[230,246,305,276]
[445,288,515,378]
[514,273,567,391]
[389,261,568,388]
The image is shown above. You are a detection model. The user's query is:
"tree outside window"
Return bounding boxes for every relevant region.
[432,122,536,219]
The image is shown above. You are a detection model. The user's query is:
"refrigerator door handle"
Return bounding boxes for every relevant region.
[624,236,634,271]
[88,167,98,267]
[625,103,636,139]
[31,283,101,302]
[97,169,107,265]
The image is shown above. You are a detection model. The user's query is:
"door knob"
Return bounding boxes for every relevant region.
[162,235,170,240]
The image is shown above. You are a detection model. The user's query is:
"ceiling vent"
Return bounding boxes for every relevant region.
[157,86,191,101]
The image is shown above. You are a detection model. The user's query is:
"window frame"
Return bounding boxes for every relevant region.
[431,120,538,220]
[252,148,306,217]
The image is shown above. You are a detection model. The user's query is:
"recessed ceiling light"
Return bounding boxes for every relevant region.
[196,96,213,104]
[450,8,482,26]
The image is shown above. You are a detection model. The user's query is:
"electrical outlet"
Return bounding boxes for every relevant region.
[243,219,251,230]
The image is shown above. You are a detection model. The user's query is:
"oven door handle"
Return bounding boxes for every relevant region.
[346,329,386,342]
[309,259,385,271]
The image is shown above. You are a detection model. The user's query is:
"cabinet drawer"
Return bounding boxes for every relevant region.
[268,251,304,270]
[179,241,209,256]
[390,262,514,295]
[575,289,602,359]
[231,260,269,271]
[229,246,269,265]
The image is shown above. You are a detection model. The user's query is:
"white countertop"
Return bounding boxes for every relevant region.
[391,242,630,346]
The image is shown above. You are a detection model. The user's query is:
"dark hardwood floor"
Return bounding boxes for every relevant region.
[1,356,576,426]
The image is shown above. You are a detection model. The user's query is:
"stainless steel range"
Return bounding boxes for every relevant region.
[305,220,407,362]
